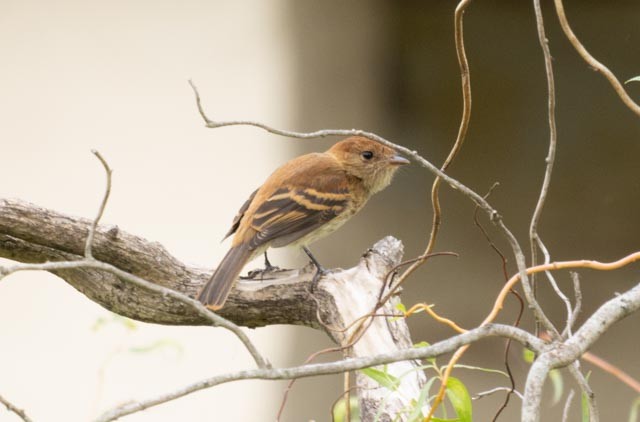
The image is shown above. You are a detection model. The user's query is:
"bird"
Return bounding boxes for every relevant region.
[197,136,410,310]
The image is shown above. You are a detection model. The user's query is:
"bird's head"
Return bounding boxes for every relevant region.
[328,136,410,193]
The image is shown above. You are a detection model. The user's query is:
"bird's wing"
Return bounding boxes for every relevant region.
[222,188,258,241]
[247,179,350,250]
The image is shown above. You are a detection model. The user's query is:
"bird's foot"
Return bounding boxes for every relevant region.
[303,246,337,293]
[242,252,286,281]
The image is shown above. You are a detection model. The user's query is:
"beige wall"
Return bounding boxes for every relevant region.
[0,1,302,421]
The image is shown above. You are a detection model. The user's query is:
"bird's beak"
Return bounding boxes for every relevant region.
[389,154,410,165]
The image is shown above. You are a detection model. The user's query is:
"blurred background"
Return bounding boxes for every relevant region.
[1,0,639,420]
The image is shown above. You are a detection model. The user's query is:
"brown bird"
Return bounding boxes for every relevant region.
[197,136,409,310]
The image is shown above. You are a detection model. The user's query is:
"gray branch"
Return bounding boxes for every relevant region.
[522,283,640,422]
[95,323,542,422]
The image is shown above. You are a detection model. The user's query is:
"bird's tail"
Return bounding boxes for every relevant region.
[197,243,253,310]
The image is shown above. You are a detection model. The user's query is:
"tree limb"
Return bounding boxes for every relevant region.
[0,197,319,329]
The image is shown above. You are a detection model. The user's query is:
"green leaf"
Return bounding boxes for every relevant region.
[625,76,640,84]
[581,391,590,422]
[332,397,360,422]
[629,396,640,422]
[445,377,472,422]
[395,302,407,313]
[360,367,401,391]
[549,369,564,405]
[413,341,430,349]
[523,348,535,364]
[431,418,460,422]
[407,378,437,422]
[582,372,592,422]
[453,364,509,378]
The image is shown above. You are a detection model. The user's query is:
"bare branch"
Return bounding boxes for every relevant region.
[561,389,575,422]
[473,386,523,401]
[1,256,270,370]
[523,283,640,422]
[188,80,499,222]
[95,323,542,422]
[85,150,113,259]
[553,0,640,117]
[566,364,599,422]
[531,0,559,339]
[537,239,574,337]
[409,0,474,297]
[563,272,583,338]
[0,393,32,422]
[582,351,640,394]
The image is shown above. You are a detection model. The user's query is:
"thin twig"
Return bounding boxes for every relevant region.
[330,387,360,422]
[394,0,474,300]
[344,371,351,422]
[473,387,523,401]
[563,272,582,338]
[553,0,640,117]
[567,364,598,422]
[358,0,475,340]
[275,345,345,421]
[531,0,559,340]
[188,80,493,218]
[1,259,270,369]
[94,323,543,422]
[88,152,269,368]
[0,393,33,422]
[582,351,640,394]
[473,182,523,421]
[537,238,574,337]
[561,389,575,422]
[85,150,113,259]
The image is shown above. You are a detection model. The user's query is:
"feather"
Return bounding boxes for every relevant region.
[197,243,255,310]
[222,188,258,241]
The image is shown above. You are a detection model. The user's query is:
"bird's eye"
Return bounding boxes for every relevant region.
[361,151,374,160]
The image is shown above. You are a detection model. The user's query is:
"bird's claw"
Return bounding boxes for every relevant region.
[242,265,284,281]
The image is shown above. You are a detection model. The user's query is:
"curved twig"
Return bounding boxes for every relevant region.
[530,0,558,336]
[85,150,113,259]
[553,0,640,117]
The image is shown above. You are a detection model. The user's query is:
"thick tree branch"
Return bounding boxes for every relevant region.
[0,197,319,329]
